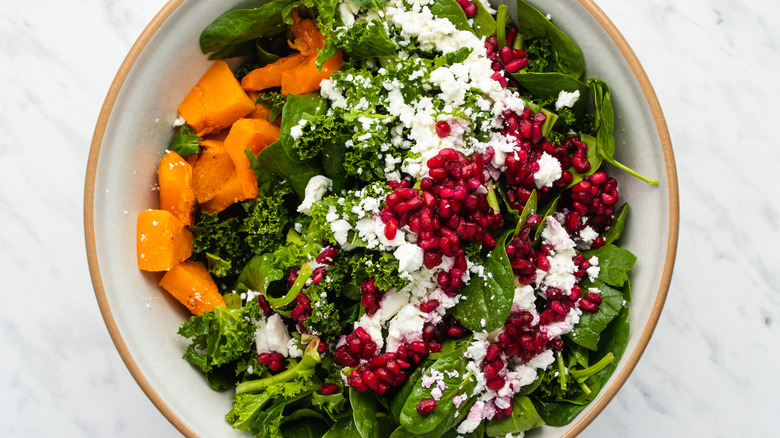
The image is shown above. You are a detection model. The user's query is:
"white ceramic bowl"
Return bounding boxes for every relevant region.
[85,0,678,436]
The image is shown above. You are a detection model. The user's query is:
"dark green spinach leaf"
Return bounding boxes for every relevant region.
[430,0,473,32]
[515,0,584,79]
[584,244,636,288]
[350,387,379,438]
[199,0,294,54]
[471,0,497,38]
[485,396,544,436]
[566,279,625,350]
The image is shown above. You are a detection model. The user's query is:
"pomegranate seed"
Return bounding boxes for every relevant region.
[584,292,603,304]
[499,46,514,65]
[463,3,477,17]
[486,377,505,391]
[486,344,503,361]
[384,218,398,240]
[269,359,284,371]
[435,121,451,138]
[579,299,599,312]
[419,299,441,313]
[505,59,527,73]
[447,325,467,338]
[320,383,340,395]
[363,370,380,390]
[417,398,437,415]
[316,246,338,264]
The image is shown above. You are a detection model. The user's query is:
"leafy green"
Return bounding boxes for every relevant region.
[250,140,323,199]
[281,417,330,437]
[566,280,625,350]
[178,305,256,374]
[236,339,322,395]
[192,213,251,278]
[350,387,380,438]
[510,72,589,113]
[601,203,628,247]
[452,231,515,332]
[312,389,349,421]
[471,0,497,38]
[255,91,287,122]
[199,0,294,54]
[585,244,637,288]
[351,0,387,11]
[430,0,472,33]
[515,189,538,235]
[485,396,544,436]
[323,415,364,438]
[590,79,658,184]
[348,250,407,292]
[533,195,560,244]
[320,19,397,67]
[169,124,201,158]
[243,182,292,255]
[515,0,584,79]
[567,133,602,188]
[280,93,328,162]
[399,344,475,435]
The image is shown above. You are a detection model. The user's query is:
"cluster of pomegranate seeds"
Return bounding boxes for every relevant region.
[256,294,272,315]
[290,292,312,324]
[506,216,548,284]
[567,170,618,234]
[456,0,478,18]
[538,287,577,325]
[347,352,411,395]
[360,278,386,316]
[257,352,286,372]
[334,327,378,367]
[381,148,504,292]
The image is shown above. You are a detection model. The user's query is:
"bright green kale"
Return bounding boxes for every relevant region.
[255,91,287,121]
[192,213,252,278]
[348,250,407,292]
[243,182,293,255]
[525,37,556,73]
[178,302,259,375]
[169,124,201,158]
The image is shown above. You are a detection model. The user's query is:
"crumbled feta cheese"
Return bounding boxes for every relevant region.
[534,153,563,189]
[297,175,332,214]
[255,314,291,356]
[290,119,307,140]
[555,89,580,110]
[394,243,424,274]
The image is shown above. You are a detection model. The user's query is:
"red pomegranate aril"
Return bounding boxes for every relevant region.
[506,26,518,46]
[269,359,284,371]
[550,300,566,315]
[447,324,466,338]
[384,218,398,240]
[348,338,364,356]
[417,398,437,415]
[589,171,607,186]
[429,167,448,181]
[572,157,591,173]
[579,299,599,311]
[435,121,452,138]
[486,343,503,361]
[601,192,618,206]
[549,337,564,352]
[584,292,603,304]
[486,377,505,391]
[463,3,477,17]
[316,246,338,264]
[320,383,340,395]
[484,363,498,380]
[569,285,582,301]
[499,46,514,65]
[362,370,380,390]
[410,341,429,355]
[505,58,527,73]
[355,327,373,343]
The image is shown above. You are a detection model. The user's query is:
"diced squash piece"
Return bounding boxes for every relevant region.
[240,53,307,91]
[159,260,226,315]
[158,151,196,227]
[281,51,343,95]
[177,60,255,137]
[137,209,193,272]
[289,14,326,56]
[200,170,245,214]
[192,140,235,204]
[223,118,280,199]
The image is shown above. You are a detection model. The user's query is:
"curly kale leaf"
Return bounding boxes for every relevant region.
[243,182,293,255]
[192,213,251,278]
[525,37,556,73]
[348,250,408,291]
[255,91,287,121]
[178,305,256,374]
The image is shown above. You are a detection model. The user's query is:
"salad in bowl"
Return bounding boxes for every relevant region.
[124,0,666,436]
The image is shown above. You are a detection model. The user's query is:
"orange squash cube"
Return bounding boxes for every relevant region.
[159,260,226,315]
[281,51,343,95]
[240,53,308,92]
[223,118,280,199]
[192,140,236,204]
[177,60,255,137]
[200,171,245,214]
[137,209,193,272]
[158,151,196,227]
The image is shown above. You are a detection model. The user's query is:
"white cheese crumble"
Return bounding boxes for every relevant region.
[393,243,424,274]
[255,314,291,356]
[297,175,332,214]
[534,153,563,189]
[555,89,580,110]
[290,119,308,140]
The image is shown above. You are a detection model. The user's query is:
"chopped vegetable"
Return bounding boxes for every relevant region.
[136,209,192,272]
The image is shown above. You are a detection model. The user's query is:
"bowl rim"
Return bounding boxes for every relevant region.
[84,0,679,436]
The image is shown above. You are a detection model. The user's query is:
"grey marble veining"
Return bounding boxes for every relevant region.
[1,0,779,436]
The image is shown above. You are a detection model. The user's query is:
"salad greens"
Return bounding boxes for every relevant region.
[165,0,658,436]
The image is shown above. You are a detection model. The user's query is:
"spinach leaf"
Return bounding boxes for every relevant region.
[250,140,323,199]
[169,124,201,158]
[584,244,636,288]
[485,396,544,436]
[399,345,475,435]
[389,363,427,422]
[281,417,330,437]
[620,277,632,302]
[321,134,350,192]
[515,0,584,79]
[566,279,625,350]
[567,133,602,188]
[601,203,628,247]
[509,72,589,113]
[452,231,515,332]
[236,253,285,296]
[323,415,364,438]
[515,189,537,235]
[471,0,497,38]
[533,195,560,244]
[207,39,260,60]
[280,93,328,163]
[249,390,312,437]
[590,79,658,185]
[322,20,397,66]
[430,0,472,33]
[199,0,294,54]
[534,307,630,426]
[350,387,380,438]
[443,422,484,438]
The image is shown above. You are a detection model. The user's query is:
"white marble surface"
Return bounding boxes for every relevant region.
[2,0,779,436]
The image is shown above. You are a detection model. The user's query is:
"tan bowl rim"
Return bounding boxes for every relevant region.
[84,0,679,436]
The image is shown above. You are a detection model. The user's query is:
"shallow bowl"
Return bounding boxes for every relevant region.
[85,0,678,436]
